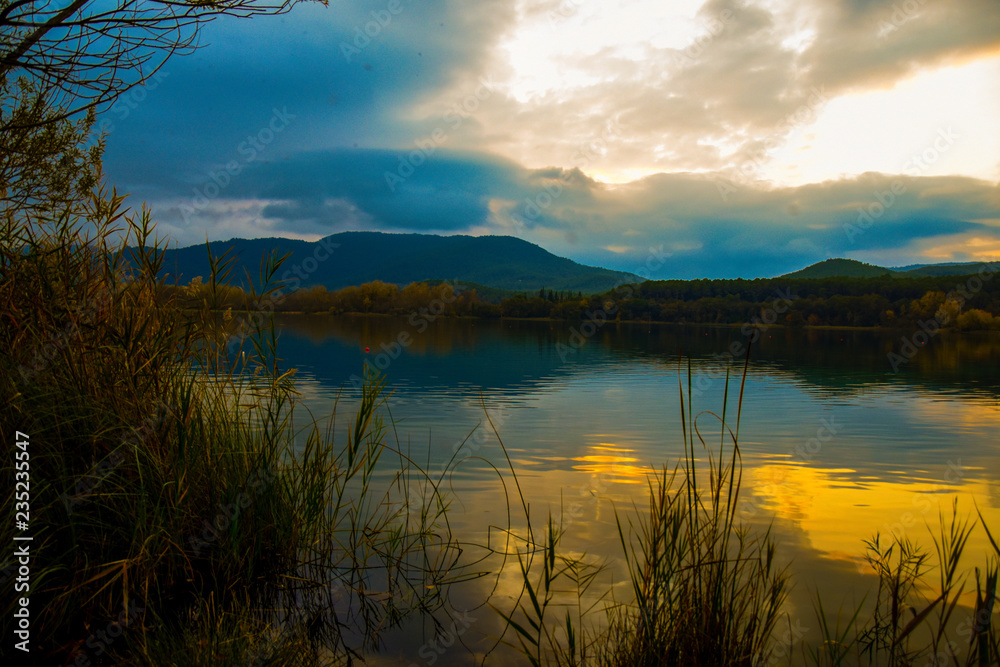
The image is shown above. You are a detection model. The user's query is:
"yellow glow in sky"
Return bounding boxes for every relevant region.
[499,0,707,103]
[766,56,1000,186]
[487,1,1000,187]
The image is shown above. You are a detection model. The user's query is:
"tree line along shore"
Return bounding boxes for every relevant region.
[173,271,1000,331]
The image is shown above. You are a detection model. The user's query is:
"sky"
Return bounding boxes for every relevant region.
[101,0,1000,279]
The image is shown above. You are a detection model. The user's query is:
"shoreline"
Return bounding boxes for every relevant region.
[266,310,1000,335]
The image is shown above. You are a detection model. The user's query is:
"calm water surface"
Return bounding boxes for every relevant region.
[274,315,1000,664]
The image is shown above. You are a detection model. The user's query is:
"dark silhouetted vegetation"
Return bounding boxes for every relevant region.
[2,193,472,664]
[783,257,993,280]
[172,270,1000,331]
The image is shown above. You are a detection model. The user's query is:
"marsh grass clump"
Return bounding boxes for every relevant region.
[0,189,463,664]
[494,512,607,667]
[495,357,789,666]
[808,503,999,667]
[595,359,789,667]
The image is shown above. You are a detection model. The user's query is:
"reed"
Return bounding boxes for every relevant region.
[1,188,463,664]
[590,357,789,666]
[494,355,789,666]
[809,502,999,666]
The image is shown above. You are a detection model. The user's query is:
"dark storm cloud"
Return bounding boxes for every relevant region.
[102,0,517,184]
[559,171,998,278]
[146,147,606,236]
[255,149,524,232]
[140,143,998,278]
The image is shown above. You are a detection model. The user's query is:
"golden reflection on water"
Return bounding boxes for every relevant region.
[571,442,646,483]
[745,461,1000,571]
[905,392,1000,432]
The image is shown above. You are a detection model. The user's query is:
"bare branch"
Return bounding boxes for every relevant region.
[0,0,311,127]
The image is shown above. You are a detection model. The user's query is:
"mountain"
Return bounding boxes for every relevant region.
[780,258,894,279]
[892,262,983,277]
[780,258,991,280]
[152,231,641,293]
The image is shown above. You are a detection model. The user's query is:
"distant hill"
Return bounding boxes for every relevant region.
[892,262,983,277]
[782,258,988,280]
[151,231,640,293]
[780,258,894,279]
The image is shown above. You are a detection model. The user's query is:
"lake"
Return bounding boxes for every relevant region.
[273,314,1000,664]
